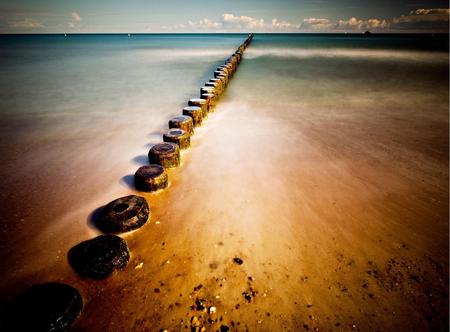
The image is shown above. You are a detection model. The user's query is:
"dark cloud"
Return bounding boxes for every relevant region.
[391,8,449,31]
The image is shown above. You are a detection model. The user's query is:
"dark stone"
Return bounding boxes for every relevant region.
[193,284,203,291]
[148,142,180,168]
[220,325,230,332]
[5,282,82,332]
[68,234,130,279]
[233,257,243,265]
[135,164,168,192]
[98,195,149,232]
[194,299,205,311]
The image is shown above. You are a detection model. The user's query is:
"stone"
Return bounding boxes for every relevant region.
[68,234,130,279]
[99,195,150,232]
[5,282,83,332]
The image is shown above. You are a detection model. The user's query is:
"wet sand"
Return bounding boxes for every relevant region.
[0,54,449,331]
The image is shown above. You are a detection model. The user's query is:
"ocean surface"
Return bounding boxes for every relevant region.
[0,34,448,330]
[0,33,448,119]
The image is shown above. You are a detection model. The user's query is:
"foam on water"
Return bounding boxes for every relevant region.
[245,47,449,63]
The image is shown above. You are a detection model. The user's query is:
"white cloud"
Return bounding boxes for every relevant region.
[337,17,389,31]
[71,12,81,22]
[167,8,447,33]
[301,17,333,30]
[10,18,44,29]
[271,18,300,31]
[188,18,222,29]
[185,13,300,32]
[69,12,82,28]
[222,13,265,29]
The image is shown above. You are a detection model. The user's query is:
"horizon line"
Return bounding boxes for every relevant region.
[0,32,448,35]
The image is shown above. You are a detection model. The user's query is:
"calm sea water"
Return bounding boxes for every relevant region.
[0,33,447,119]
[0,33,447,226]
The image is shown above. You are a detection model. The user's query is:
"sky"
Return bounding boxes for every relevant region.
[0,0,448,33]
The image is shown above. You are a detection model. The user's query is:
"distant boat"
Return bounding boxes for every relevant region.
[64,33,67,37]
[364,30,371,35]
[128,33,131,37]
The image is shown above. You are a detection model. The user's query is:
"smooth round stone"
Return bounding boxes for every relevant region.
[201,93,216,112]
[148,142,180,168]
[99,195,150,232]
[183,106,203,126]
[163,128,190,149]
[68,234,130,279]
[188,98,207,118]
[134,165,168,192]
[6,282,83,332]
[169,115,194,135]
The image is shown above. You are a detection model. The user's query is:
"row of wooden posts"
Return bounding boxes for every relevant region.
[4,34,254,331]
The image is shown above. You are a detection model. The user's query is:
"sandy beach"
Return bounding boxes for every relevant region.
[0,34,448,331]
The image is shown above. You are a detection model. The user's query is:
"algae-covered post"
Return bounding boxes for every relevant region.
[169,115,194,135]
[183,106,203,126]
[135,165,169,192]
[163,128,190,149]
[201,93,216,111]
[148,142,180,168]
[189,98,208,117]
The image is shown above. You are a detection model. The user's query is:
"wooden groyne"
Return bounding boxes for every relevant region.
[3,33,254,331]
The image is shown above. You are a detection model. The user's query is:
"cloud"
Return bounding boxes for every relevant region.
[337,17,389,31]
[271,18,300,31]
[185,13,300,32]
[188,18,221,29]
[391,8,449,31]
[71,12,81,22]
[222,13,265,30]
[169,8,447,33]
[412,8,450,16]
[69,12,81,28]
[10,18,44,29]
[301,18,333,30]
